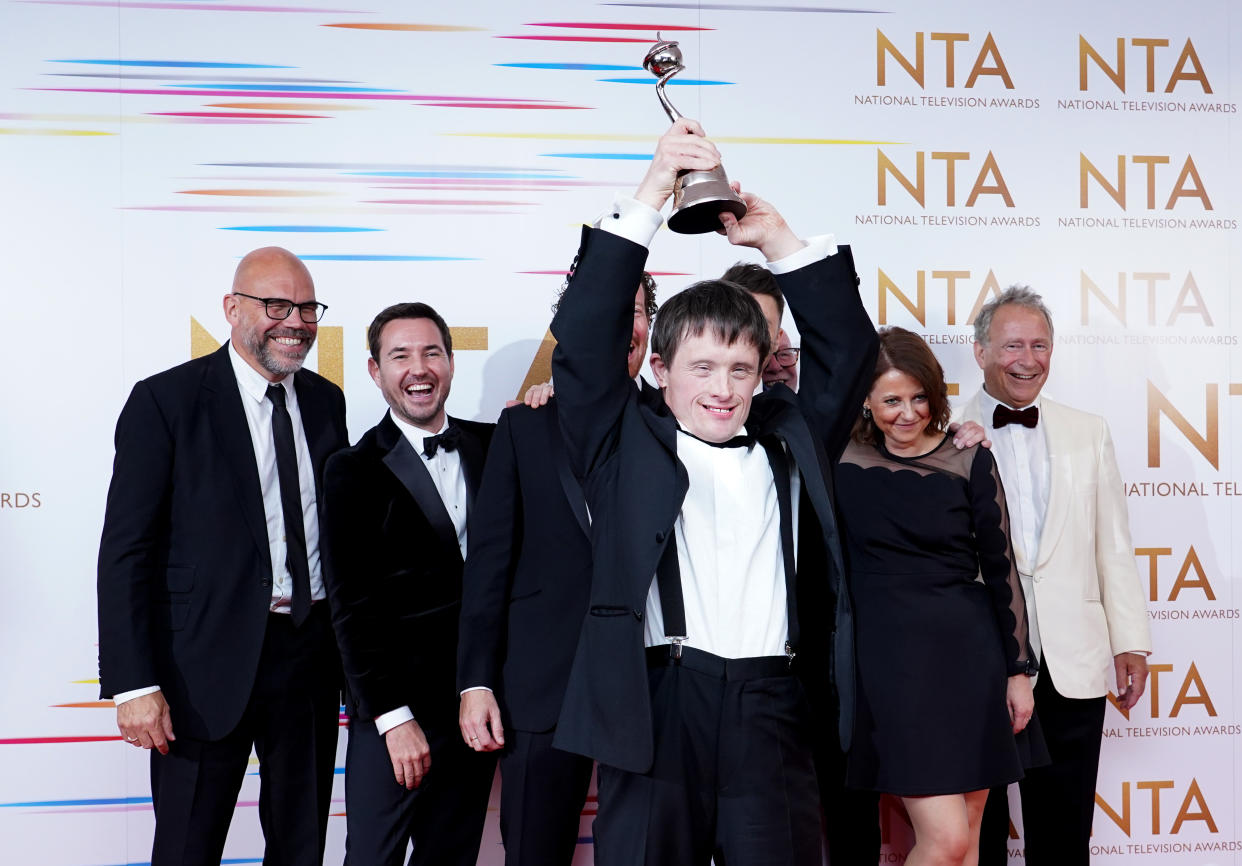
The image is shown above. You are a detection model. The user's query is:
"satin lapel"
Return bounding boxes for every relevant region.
[1035,400,1071,572]
[547,403,590,538]
[206,345,270,562]
[452,417,485,514]
[753,399,844,584]
[379,417,461,560]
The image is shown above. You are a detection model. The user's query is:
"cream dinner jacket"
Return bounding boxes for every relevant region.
[960,390,1152,699]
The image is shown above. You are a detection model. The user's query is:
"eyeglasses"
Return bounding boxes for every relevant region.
[771,347,800,368]
[233,291,328,323]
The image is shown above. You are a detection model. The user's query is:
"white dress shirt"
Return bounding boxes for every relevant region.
[979,388,1049,663]
[374,411,469,735]
[643,432,790,658]
[114,343,325,706]
[595,192,833,659]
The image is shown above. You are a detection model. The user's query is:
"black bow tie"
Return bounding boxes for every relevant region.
[678,428,756,450]
[423,425,462,458]
[993,404,1039,429]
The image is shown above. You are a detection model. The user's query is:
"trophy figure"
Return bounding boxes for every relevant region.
[643,36,747,234]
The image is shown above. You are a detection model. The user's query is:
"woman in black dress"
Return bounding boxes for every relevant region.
[837,327,1037,866]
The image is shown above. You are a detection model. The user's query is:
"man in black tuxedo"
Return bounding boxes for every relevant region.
[321,302,496,866]
[549,120,878,866]
[97,247,348,866]
[456,274,657,865]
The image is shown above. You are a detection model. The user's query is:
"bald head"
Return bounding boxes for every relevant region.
[224,247,320,381]
[232,246,313,295]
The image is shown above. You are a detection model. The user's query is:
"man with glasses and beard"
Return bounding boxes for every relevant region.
[98,247,348,866]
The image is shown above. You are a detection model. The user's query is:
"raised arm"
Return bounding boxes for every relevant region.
[719,190,878,461]
[551,119,718,478]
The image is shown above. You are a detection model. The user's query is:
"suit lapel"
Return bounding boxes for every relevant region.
[206,345,271,564]
[452,416,485,514]
[1035,399,1070,571]
[377,415,462,561]
[547,403,590,538]
[751,396,844,586]
[293,371,333,500]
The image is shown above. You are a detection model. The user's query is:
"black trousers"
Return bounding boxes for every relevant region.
[594,647,823,866]
[343,713,496,866]
[979,660,1107,866]
[498,728,594,866]
[149,606,340,866]
[814,736,881,864]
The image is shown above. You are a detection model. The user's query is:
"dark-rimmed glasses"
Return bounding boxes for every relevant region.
[233,291,328,323]
[771,347,800,368]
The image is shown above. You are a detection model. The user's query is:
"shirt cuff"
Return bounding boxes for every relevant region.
[460,686,493,695]
[113,685,160,706]
[375,705,414,736]
[766,234,838,275]
[594,194,663,249]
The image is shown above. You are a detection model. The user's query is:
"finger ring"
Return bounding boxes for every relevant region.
[470,737,479,742]
[125,736,138,742]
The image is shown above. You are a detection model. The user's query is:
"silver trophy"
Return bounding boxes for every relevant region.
[643,35,747,234]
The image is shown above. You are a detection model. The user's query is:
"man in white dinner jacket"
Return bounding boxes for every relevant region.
[961,285,1152,866]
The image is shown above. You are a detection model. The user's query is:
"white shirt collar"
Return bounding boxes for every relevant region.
[229,340,292,405]
[388,409,449,454]
[979,386,1042,419]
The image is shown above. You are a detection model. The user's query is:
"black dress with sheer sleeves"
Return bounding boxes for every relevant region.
[837,434,1035,796]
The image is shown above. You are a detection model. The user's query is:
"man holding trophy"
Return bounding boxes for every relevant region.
[548,37,877,866]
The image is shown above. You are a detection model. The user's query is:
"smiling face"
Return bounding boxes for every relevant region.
[368,317,454,432]
[224,247,317,382]
[864,368,934,456]
[649,331,761,443]
[974,304,1053,408]
[628,284,652,380]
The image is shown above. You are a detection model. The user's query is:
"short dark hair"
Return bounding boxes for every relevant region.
[555,271,658,321]
[719,262,784,321]
[851,326,951,445]
[651,280,771,368]
[367,302,452,362]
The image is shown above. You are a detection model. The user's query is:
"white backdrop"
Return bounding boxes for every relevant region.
[0,0,1237,863]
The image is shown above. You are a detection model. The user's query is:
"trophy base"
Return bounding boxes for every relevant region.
[668,166,748,235]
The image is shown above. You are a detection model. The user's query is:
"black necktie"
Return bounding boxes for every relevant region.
[993,404,1039,430]
[267,384,311,626]
[423,425,462,458]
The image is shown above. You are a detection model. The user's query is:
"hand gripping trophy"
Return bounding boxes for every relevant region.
[643,35,748,234]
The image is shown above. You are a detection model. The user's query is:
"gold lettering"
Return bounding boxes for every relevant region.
[1080,153,1125,208]
[878,149,924,207]
[1165,155,1212,210]
[877,30,923,87]
[965,151,1014,207]
[1147,381,1218,469]
[877,268,926,326]
[1166,39,1212,94]
[964,32,1015,88]
[1079,35,1125,91]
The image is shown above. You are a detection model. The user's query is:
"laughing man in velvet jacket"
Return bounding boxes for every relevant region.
[321,302,495,866]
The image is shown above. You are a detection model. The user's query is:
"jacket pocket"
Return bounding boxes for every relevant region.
[165,565,194,593]
[590,605,642,620]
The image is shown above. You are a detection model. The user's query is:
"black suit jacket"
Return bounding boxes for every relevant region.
[321,412,493,728]
[97,343,348,741]
[456,398,594,733]
[549,227,877,773]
